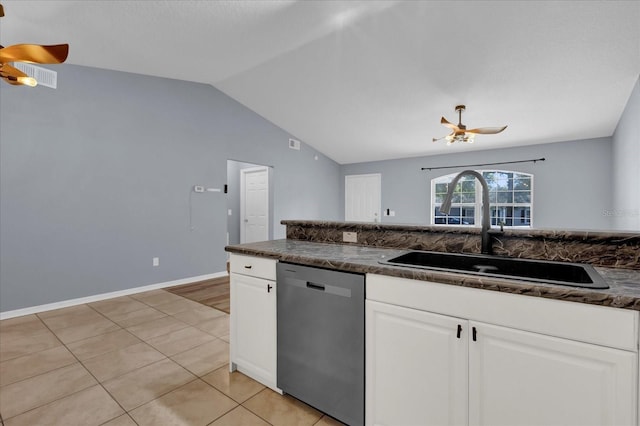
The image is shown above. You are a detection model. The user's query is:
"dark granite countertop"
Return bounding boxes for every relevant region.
[226,239,640,311]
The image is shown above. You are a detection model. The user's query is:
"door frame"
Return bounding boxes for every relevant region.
[240,166,270,243]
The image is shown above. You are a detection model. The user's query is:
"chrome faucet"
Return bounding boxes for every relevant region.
[439,170,495,255]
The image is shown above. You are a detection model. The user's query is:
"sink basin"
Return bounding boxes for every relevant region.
[380,251,608,289]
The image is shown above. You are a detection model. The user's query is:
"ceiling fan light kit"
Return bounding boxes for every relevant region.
[0,2,69,87]
[434,104,507,145]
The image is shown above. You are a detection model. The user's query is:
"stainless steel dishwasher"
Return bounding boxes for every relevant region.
[277,262,365,426]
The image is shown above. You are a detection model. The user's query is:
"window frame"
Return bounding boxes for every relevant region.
[430,169,534,228]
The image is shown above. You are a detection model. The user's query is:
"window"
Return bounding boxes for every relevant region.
[431,170,533,227]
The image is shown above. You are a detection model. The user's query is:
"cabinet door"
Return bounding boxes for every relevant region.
[468,321,637,426]
[230,273,277,390]
[366,300,468,426]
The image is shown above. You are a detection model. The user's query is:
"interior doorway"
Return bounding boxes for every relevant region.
[240,166,269,243]
[227,160,273,246]
[345,173,381,222]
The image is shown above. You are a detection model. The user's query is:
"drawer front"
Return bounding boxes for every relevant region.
[230,254,276,280]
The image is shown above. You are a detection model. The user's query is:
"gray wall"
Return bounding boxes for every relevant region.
[0,64,340,312]
[612,77,640,231]
[340,138,613,230]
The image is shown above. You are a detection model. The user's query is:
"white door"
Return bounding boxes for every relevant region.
[366,300,468,426]
[345,173,381,222]
[241,166,269,243]
[230,273,277,389]
[468,321,637,426]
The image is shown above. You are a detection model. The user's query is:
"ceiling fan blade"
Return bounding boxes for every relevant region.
[440,116,460,132]
[466,125,508,135]
[432,133,453,142]
[0,43,69,64]
[0,63,28,78]
[0,63,37,86]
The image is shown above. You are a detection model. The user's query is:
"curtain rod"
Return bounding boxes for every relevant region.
[421,157,545,171]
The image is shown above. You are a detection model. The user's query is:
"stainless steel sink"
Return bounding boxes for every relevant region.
[380,251,609,289]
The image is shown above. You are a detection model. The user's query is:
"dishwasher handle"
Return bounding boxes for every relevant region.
[306,282,325,291]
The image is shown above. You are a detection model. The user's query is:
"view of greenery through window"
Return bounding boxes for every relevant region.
[432,170,533,227]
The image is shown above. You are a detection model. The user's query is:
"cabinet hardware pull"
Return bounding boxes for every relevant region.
[457,324,462,339]
[267,284,273,293]
[472,326,477,342]
[244,265,252,269]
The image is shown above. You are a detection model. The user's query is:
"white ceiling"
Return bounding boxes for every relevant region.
[2,1,639,164]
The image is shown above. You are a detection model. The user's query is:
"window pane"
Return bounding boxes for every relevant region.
[513,207,531,226]
[497,192,513,203]
[513,178,531,190]
[494,172,512,191]
[461,192,475,203]
[484,172,499,191]
[435,183,448,194]
[461,180,475,193]
[514,191,531,203]
[461,207,475,225]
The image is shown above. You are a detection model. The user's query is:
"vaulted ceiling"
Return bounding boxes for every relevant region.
[2,1,639,164]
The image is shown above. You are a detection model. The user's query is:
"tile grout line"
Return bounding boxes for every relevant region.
[123,375,203,418]
[1,291,248,425]
[9,304,144,424]
[237,388,277,426]
[98,412,139,426]
[54,311,133,425]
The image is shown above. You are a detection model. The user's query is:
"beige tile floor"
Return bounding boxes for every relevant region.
[0,289,344,426]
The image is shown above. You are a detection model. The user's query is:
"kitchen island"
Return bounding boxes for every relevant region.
[226,222,640,426]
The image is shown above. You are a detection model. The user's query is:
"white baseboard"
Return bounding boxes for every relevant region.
[0,271,228,320]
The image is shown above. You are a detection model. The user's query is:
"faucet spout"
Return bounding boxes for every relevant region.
[439,170,493,254]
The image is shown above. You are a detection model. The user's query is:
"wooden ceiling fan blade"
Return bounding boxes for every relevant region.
[466,125,508,135]
[0,64,38,86]
[0,63,28,78]
[440,117,460,132]
[0,43,69,64]
[432,133,453,142]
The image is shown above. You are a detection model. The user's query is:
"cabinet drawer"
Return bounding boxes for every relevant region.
[230,254,276,280]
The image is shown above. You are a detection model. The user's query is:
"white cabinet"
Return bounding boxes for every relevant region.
[229,254,279,392]
[366,300,468,426]
[469,321,636,426]
[366,274,639,426]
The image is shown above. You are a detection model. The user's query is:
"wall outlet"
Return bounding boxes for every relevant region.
[152,257,160,267]
[343,232,358,243]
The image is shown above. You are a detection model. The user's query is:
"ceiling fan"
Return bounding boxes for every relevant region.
[0,3,69,87]
[433,105,507,145]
